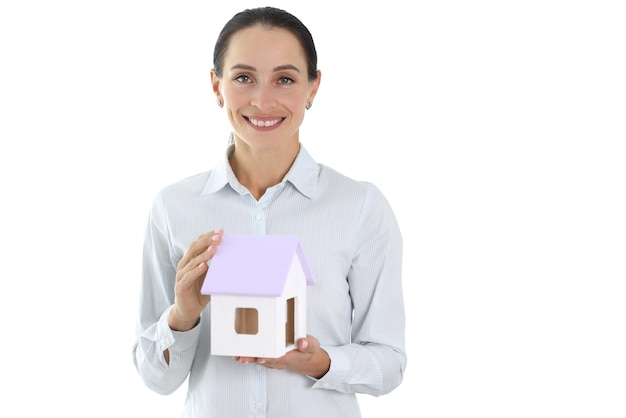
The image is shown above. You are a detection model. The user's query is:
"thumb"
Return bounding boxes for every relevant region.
[297,336,318,352]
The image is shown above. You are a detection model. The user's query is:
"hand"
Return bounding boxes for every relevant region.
[168,229,223,331]
[234,335,331,379]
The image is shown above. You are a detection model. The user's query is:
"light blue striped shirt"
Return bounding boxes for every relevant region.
[133,143,406,418]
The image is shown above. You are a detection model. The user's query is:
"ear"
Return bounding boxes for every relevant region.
[210,69,223,105]
[307,70,322,106]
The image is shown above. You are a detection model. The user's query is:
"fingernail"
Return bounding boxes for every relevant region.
[212,234,220,241]
[206,245,214,252]
[300,340,308,349]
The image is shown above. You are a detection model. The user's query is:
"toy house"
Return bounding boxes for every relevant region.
[200,234,315,358]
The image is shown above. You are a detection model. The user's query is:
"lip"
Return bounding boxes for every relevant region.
[245,115,285,130]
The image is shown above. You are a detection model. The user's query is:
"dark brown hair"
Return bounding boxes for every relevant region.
[213,7,318,81]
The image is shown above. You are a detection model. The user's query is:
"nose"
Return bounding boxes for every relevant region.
[250,84,277,111]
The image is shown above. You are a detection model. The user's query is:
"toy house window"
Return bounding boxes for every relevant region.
[285,297,295,346]
[234,308,258,335]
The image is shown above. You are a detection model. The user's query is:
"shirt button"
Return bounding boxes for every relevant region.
[164,337,171,345]
[255,364,262,372]
[254,402,262,410]
[255,213,262,220]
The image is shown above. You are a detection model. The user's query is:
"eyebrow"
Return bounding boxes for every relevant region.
[230,64,301,73]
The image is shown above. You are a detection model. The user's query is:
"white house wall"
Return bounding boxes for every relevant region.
[211,294,282,357]
[286,256,308,348]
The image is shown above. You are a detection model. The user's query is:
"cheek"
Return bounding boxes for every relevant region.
[280,91,308,111]
[224,89,247,107]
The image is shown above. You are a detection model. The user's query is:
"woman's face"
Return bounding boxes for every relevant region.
[212,25,320,153]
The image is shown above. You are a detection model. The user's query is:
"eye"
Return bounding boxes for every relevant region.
[278,76,294,85]
[234,74,252,83]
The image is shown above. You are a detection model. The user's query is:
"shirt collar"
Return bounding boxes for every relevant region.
[284,144,319,199]
[200,142,319,199]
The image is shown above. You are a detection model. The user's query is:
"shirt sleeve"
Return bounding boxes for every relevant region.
[131,192,200,395]
[314,184,407,395]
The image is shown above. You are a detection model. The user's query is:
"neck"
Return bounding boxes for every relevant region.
[230,141,300,200]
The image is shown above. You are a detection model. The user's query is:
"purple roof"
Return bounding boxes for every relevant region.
[201,234,315,296]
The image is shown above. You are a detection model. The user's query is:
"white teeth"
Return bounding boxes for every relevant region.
[249,118,281,127]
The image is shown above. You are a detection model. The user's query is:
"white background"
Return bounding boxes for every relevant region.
[1,1,625,417]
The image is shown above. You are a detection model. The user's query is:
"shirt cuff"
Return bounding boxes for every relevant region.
[311,345,350,391]
[156,306,202,353]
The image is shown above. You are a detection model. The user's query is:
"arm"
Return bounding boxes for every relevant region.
[317,184,406,396]
[242,184,406,395]
[131,192,222,395]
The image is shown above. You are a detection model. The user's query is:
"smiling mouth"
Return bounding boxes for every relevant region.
[246,116,285,127]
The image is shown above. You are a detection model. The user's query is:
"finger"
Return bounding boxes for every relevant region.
[176,258,210,289]
[178,238,211,270]
[177,246,211,277]
[183,233,214,260]
[196,229,223,256]
[178,229,223,269]
[233,356,257,364]
[195,228,223,251]
[297,336,319,353]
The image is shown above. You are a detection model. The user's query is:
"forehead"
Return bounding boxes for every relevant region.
[224,25,306,68]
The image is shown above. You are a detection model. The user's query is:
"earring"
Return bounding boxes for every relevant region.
[217,99,223,108]
[305,102,312,110]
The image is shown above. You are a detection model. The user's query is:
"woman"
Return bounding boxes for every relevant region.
[133,6,406,417]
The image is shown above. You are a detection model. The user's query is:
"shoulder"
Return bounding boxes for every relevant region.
[149,171,213,214]
[317,163,386,201]
[158,171,211,198]
[316,164,401,242]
